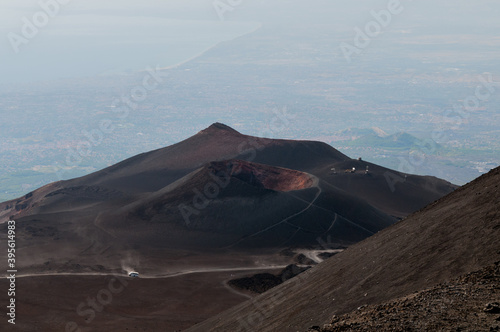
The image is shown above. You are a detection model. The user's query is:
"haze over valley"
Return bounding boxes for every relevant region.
[0,1,499,331]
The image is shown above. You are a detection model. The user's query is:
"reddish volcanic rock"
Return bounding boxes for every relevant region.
[209,160,314,192]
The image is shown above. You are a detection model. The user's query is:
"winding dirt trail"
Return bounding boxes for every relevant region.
[9,265,290,280]
[295,249,344,264]
[223,173,322,249]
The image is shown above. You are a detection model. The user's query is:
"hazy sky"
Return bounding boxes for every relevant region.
[1,0,499,83]
[0,0,260,83]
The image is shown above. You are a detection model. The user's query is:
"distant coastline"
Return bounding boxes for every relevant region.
[157,22,263,72]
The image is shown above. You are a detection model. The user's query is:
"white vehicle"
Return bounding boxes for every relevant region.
[128,271,139,278]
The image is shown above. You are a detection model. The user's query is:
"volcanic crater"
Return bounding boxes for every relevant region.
[208,160,315,192]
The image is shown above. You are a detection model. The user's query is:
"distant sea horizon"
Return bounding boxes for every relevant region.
[0,16,261,86]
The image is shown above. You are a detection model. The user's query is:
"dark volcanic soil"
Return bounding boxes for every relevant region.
[0,263,290,332]
[186,167,500,332]
[310,261,500,332]
[228,264,311,294]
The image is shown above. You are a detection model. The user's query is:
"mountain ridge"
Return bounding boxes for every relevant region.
[0,123,456,255]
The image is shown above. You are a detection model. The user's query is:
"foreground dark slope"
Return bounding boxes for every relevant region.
[314,261,500,331]
[186,167,500,332]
